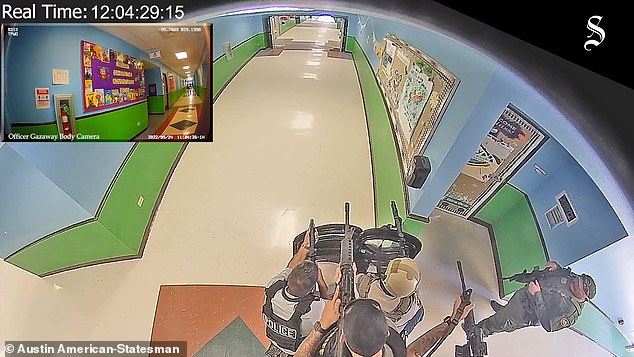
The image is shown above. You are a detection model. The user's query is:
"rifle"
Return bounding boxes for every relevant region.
[454,261,487,357]
[503,265,571,284]
[308,218,316,262]
[336,202,356,357]
[390,200,408,258]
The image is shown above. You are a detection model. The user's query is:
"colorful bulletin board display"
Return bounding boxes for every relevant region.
[81,40,146,112]
[168,74,176,92]
[376,34,459,196]
[437,104,548,217]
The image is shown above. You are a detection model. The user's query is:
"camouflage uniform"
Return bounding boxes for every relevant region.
[479,272,584,337]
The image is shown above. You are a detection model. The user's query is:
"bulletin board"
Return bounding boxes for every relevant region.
[81,40,146,112]
[376,34,459,187]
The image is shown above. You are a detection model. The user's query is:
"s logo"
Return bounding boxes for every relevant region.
[584,15,606,51]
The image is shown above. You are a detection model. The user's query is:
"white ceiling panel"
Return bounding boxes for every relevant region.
[92,24,208,78]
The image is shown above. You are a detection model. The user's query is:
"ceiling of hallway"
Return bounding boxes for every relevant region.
[93,23,208,78]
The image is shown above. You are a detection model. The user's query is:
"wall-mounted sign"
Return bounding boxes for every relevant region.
[223,42,233,61]
[81,40,146,112]
[148,49,161,59]
[52,68,70,85]
[34,88,50,109]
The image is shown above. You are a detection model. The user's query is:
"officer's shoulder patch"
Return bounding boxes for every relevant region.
[560,317,570,327]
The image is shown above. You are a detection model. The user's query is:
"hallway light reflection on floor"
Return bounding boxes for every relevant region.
[302,72,319,79]
[290,111,314,133]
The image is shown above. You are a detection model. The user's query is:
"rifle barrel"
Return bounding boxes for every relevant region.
[308,218,316,260]
[457,261,467,293]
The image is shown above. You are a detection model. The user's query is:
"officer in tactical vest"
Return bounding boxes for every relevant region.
[356,257,424,341]
[263,230,330,356]
[477,260,596,337]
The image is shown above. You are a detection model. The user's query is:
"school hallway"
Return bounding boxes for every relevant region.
[0,43,612,356]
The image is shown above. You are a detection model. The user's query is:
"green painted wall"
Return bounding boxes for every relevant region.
[6,221,135,275]
[147,96,165,114]
[279,18,297,34]
[11,102,148,141]
[6,142,185,276]
[168,88,186,108]
[213,33,267,100]
[346,36,425,234]
[474,184,546,296]
[196,86,206,101]
[98,143,183,252]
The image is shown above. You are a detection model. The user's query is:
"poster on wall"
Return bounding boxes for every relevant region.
[168,74,176,92]
[376,33,459,210]
[437,104,548,217]
[34,88,50,109]
[81,40,145,112]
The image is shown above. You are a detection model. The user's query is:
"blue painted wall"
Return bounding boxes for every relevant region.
[145,67,164,96]
[206,14,265,61]
[4,24,152,125]
[511,139,627,266]
[0,145,93,258]
[8,142,134,215]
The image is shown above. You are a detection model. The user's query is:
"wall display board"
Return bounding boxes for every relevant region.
[376,34,459,207]
[81,40,145,111]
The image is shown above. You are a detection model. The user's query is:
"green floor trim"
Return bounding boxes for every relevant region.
[11,102,148,141]
[474,184,547,296]
[213,33,267,100]
[346,36,424,235]
[6,142,186,276]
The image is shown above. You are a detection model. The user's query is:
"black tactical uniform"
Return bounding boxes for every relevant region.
[263,268,325,356]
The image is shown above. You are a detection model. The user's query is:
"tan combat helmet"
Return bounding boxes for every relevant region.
[383,257,421,297]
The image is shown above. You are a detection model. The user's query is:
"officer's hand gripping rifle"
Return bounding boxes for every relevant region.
[454,261,487,357]
[335,202,356,357]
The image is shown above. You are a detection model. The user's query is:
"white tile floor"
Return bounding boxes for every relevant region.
[276,19,342,49]
[0,46,612,356]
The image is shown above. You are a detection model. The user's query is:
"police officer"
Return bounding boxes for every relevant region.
[477,260,596,337]
[293,283,474,357]
[356,257,424,340]
[263,230,330,356]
